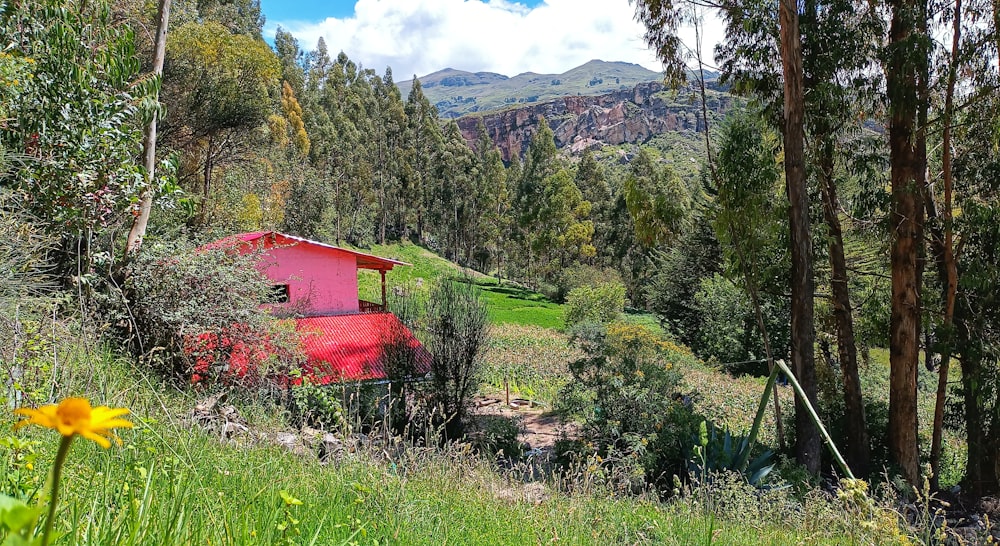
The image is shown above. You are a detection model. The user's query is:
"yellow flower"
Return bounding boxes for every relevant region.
[15,397,133,449]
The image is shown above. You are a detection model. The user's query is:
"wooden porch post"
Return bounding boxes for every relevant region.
[380,269,387,310]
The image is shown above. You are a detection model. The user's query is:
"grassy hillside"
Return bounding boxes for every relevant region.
[357,241,672,332]
[0,351,896,545]
[399,60,665,118]
[356,242,565,329]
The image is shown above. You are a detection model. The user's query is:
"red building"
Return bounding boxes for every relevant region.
[208,231,431,384]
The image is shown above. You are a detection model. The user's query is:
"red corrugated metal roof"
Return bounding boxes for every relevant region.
[203,231,409,271]
[295,313,432,384]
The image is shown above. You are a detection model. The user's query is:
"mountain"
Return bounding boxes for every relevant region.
[398,60,666,118]
[455,80,736,162]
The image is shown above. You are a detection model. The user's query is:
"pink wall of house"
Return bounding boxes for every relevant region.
[259,244,359,315]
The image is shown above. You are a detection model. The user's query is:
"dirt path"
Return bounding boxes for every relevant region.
[471,397,576,454]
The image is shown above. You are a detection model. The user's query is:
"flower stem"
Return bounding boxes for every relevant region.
[41,435,74,546]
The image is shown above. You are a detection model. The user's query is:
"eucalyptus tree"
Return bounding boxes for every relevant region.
[474,122,509,275]
[404,78,443,242]
[370,68,408,244]
[513,119,563,283]
[273,27,305,97]
[883,0,931,487]
[428,122,473,262]
[125,0,172,256]
[929,0,1000,494]
[634,0,820,473]
[952,92,1000,494]
[623,148,689,248]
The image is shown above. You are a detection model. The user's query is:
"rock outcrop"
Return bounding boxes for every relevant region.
[456,82,734,162]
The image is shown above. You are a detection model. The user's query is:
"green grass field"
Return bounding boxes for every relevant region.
[355,242,566,330]
[355,242,671,333]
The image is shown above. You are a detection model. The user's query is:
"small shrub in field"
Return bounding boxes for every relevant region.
[424,279,489,439]
[469,414,523,460]
[557,322,702,489]
[289,375,347,431]
[564,281,626,326]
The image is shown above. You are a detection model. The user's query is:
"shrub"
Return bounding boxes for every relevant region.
[123,241,299,386]
[424,279,489,439]
[564,281,626,326]
[557,322,701,489]
[690,274,785,375]
[551,264,622,303]
[469,414,523,461]
[288,375,347,431]
[383,282,425,432]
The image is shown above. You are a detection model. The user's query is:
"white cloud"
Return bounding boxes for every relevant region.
[266,0,726,79]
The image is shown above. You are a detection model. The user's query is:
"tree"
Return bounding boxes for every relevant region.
[125,0,172,255]
[513,119,562,282]
[431,122,477,262]
[634,0,820,472]
[884,0,929,487]
[799,0,879,477]
[714,109,788,438]
[370,68,407,244]
[403,78,443,242]
[0,0,147,276]
[161,21,280,218]
[926,0,963,490]
[273,27,305,97]
[623,148,689,247]
[776,0,821,475]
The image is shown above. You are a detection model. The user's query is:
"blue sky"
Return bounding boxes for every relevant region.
[260,0,546,24]
[257,0,723,80]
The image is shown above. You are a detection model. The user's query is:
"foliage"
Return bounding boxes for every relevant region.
[623,148,689,247]
[689,274,782,375]
[647,210,723,349]
[424,279,490,438]
[288,376,346,431]
[161,20,280,212]
[164,21,279,137]
[468,414,523,461]
[564,282,626,326]
[550,264,622,303]
[558,322,699,488]
[121,241,295,385]
[0,0,147,271]
[690,421,777,488]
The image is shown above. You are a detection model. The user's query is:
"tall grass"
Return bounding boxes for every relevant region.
[1,347,909,545]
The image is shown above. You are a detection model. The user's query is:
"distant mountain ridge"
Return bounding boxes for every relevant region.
[399,60,670,118]
[454,80,736,162]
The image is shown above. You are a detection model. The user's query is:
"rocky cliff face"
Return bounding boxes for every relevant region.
[456,82,734,162]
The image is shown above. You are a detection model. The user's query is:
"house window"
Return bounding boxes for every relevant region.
[270,284,290,304]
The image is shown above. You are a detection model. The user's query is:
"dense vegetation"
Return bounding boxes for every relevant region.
[3,0,1000,542]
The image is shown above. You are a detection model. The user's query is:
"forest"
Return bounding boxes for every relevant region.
[3,0,1000,543]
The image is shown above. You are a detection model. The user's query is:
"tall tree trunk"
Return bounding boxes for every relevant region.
[886,0,927,487]
[780,0,820,474]
[819,138,870,477]
[125,0,172,254]
[929,0,961,491]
